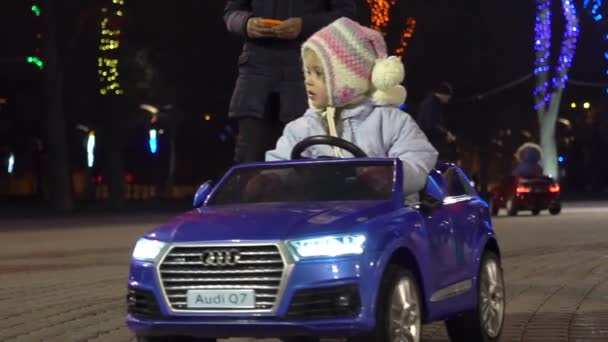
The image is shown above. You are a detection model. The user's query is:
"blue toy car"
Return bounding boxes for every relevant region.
[126,136,505,342]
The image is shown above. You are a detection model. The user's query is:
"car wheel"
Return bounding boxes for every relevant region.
[532,209,540,216]
[445,251,505,342]
[506,198,517,216]
[349,265,422,342]
[549,205,561,215]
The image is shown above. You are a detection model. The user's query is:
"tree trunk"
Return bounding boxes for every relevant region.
[165,129,177,198]
[101,101,126,209]
[41,0,73,212]
[539,90,563,179]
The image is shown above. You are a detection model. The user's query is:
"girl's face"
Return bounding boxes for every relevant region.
[303,50,329,109]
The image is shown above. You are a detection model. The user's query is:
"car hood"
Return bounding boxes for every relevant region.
[145,201,394,243]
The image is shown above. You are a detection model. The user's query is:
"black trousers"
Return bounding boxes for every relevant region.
[234,117,285,164]
[233,92,291,163]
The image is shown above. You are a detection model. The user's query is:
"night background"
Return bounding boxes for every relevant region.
[1,0,607,212]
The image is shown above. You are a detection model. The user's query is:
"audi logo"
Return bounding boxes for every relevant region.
[201,249,241,266]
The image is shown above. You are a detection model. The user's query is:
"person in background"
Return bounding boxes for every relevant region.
[415,81,456,162]
[512,142,544,178]
[223,0,357,164]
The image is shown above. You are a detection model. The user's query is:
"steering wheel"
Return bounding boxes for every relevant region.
[290,135,367,159]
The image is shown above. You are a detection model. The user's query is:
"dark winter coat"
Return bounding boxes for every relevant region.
[224,0,357,122]
[415,93,446,145]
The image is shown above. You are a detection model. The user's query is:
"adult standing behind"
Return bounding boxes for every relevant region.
[224,0,357,163]
[415,81,456,162]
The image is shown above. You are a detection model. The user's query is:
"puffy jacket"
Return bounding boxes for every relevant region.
[266,101,439,195]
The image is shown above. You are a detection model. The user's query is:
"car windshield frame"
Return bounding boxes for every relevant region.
[206,159,399,206]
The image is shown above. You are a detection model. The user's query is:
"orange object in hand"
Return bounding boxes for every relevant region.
[260,18,283,26]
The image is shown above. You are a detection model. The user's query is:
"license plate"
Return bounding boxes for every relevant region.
[186,289,255,309]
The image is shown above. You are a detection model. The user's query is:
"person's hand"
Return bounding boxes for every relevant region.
[273,18,303,40]
[446,131,457,143]
[243,173,284,202]
[356,166,393,193]
[247,17,275,39]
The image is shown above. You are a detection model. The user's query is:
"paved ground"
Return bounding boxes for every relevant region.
[0,202,607,341]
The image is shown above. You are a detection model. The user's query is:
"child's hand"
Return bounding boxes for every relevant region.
[247,17,276,39]
[273,18,303,39]
[446,131,457,143]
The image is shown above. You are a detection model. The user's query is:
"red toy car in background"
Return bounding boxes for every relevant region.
[489,176,561,216]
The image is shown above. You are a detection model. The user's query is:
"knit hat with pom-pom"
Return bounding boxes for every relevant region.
[301,17,407,110]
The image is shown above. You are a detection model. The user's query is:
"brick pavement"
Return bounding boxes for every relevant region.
[0,205,607,341]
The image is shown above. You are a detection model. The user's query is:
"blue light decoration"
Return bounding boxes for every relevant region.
[584,0,604,21]
[534,0,580,111]
[584,0,606,92]
[149,129,158,154]
[87,131,96,168]
[558,155,565,163]
[7,153,15,174]
[553,0,580,90]
[533,0,552,111]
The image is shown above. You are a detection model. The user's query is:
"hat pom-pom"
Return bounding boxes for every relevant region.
[371,56,406,106]
[372,85,407,106]
[371,56,404,91]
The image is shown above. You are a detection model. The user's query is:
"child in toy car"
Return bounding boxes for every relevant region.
[263,17,438,197]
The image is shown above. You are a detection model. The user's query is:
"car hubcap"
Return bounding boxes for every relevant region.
[389,277,421,342]
[480,259,505,338]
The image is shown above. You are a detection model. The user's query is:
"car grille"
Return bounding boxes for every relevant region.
[158,244,285,311]
[286,285,361,320]
[127,287,162,318]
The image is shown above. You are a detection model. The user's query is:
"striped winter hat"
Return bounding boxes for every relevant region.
[301,17,407,109]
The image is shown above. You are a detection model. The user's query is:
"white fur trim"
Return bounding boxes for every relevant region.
[371,56,405,91]
[515,142,544,162]
[372,85,407,106]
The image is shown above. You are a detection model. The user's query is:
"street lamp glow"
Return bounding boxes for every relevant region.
[140,104,159,115]
[570,102,576,108]
[583,102,590,109]
[87,131,96,168]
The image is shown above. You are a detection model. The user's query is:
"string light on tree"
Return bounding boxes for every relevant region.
[533,0,580,181]
[533,0,552,110]
[367,1,418,62]
[31,4,40,16]
[584,0,604,21]
[583,0,606,93]
[98,0,125,96]
[552,0,579,90]
[367,0,396,34]
[26,3,43,70]
[393,17,416,60]
[26,56,44,69]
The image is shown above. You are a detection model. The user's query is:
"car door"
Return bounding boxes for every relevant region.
[442,167,480,285]
[421,171,461,291]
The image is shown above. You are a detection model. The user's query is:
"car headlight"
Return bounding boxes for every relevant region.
[289,234,366,259]
[132,238,167,262]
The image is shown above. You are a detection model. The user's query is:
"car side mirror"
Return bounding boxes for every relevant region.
[418,175,444,215]
[193,180,214,208]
